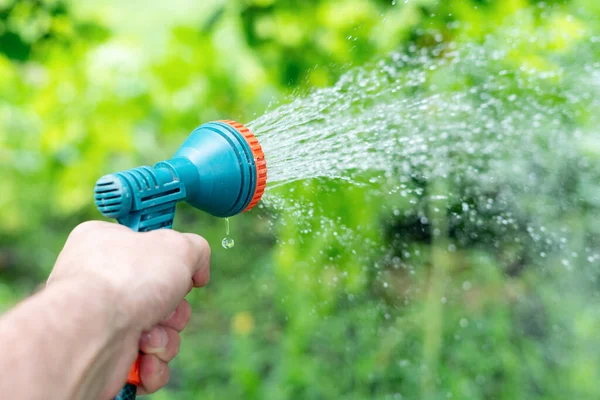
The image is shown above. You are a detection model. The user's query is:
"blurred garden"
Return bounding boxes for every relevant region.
[2,0,600,399]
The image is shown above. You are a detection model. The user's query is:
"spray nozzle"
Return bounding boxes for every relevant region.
[95,120,267,231]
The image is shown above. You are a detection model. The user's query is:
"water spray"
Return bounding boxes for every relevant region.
[93,120,267,400]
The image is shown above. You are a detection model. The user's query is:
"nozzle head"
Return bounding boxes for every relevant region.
[94,120,267,226]
[172,120,267,217]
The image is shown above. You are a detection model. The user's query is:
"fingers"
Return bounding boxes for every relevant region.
[139,326,180,363]
[136,299,191,395]
[143,230,210,284]
[137,354,170,395]
[182,233,211,287]
[192,262,210,288]
[67,225,211,291]
[134,230,209,318]
[162,299,191,332]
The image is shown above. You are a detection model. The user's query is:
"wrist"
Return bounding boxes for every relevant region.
[44,279,139,399]
[0,278,135,399]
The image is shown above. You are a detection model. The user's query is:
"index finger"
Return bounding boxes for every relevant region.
[182,233,211,287]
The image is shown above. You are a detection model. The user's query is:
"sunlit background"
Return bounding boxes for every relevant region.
[2,0,600,399]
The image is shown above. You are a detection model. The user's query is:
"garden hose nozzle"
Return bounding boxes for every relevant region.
[94,120,267,400]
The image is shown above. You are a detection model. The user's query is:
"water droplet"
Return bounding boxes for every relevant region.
[222,237,235,249]
[222,217,234,249]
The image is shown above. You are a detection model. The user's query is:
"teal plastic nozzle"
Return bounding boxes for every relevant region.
[94,120,267,232]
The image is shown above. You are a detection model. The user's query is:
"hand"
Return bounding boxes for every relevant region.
[47,221,211,398]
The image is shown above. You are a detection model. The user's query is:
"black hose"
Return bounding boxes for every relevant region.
[113,383,137,400]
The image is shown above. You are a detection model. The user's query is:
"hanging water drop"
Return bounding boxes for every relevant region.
[222,237,235,249]
[222,217,235,249]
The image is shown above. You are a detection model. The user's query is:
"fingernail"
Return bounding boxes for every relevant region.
[141,326,168,352]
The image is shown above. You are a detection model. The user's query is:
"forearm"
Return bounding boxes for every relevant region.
[0,280,132,400]
[0,222,209,398]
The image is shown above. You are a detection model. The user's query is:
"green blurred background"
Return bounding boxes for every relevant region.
[2,0,600,399]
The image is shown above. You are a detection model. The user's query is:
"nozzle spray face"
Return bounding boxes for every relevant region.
[94,120,267,231]
[220,120,267,211]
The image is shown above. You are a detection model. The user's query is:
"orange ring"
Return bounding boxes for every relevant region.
[219,120,267,212]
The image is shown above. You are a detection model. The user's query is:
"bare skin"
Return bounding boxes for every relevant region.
[0,221,211,399]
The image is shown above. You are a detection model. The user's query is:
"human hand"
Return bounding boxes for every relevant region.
[47,221,210,398]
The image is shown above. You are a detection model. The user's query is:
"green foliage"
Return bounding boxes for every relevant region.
[1,0,600,399]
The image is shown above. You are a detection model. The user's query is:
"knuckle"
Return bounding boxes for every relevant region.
[170,300,192,332]
[152,279,177,306]
[148,229,188,252]
[168,331,181,360]
[180,300,192,322]
[141,358,170,394]
[183,234,210,267]
[191,235,211,265]
[69,221,106,239]
[194,267,210,287]
[202,237,211,260]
